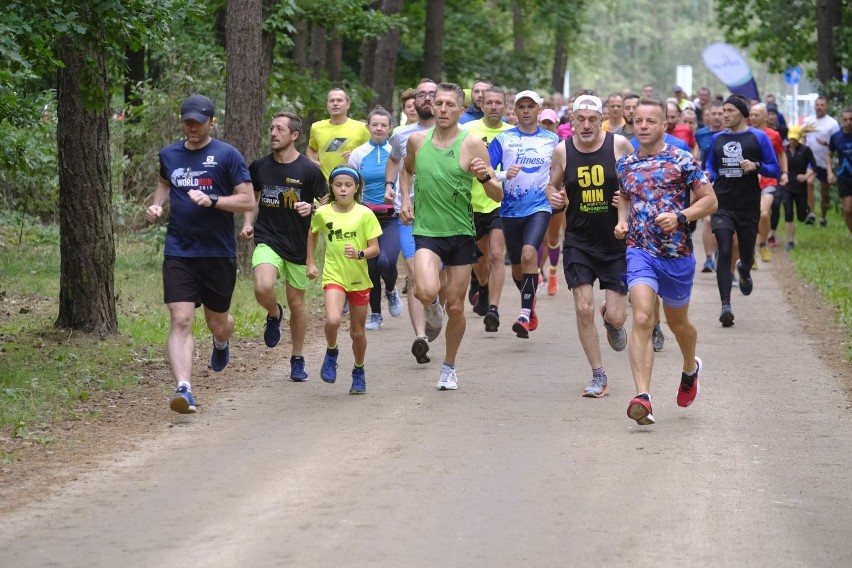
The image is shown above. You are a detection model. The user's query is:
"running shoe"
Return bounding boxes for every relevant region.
[320,348,339,383]
[424,300,443,342]
[759,246,771,263]
[529,298,539,331]
[719,304,735,327]
[512,316,531,339]
[342,299,350,315]
[411,336,430,364]
[365,312,383,330]
[736,260,753,295]
[627,393,655,425]
[210,340,230,372]
[169,386,196,414]
[468,279,480,306]
[402,276,409,295]
[751,257,758,270]
[483,307,500,332]
[473,286,489,316]
[805,212,816,225]
[264,303,284,347]
[819,217,827,227]
[290,356,308,382]
[677,356,702,407]
[786,241,795,252]
[652,323,665,352]
[547,268,558,295]
[701,258,716,273]
[583,369,609,398]
[600,301,627,352]
[437,365,458,390]
[386,287,403,317]
[768,235,777,248]
[350,366,366,395]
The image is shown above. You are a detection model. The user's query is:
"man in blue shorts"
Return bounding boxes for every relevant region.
[615,98,717,426]
[145,95,255,414]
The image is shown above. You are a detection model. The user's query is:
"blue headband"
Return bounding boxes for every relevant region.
[329,166,362,184]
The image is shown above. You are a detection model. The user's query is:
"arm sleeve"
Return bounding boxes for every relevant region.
[705,136,718,183]
[757,132,781,179]
[488,136,504,170]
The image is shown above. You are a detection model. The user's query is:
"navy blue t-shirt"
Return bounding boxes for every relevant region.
[158,138,251,257]
[705,127,780,211]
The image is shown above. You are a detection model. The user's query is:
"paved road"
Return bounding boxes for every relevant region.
[2,247,851,567]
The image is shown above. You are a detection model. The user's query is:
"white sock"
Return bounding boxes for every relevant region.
[178,380,191,392]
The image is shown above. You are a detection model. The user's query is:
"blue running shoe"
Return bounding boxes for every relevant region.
[290,356,308,382]
[170,386,197,414]
[321,348,339,383]
[350,366,366,394]
[211,340,230,372]
[264,303,284,347]
[386,287,403,317]
[736,260,753,296]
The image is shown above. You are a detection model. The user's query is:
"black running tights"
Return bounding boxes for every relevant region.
[714,228,755,305]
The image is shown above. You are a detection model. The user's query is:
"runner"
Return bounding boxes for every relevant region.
[488,90,560,338]
[748,103,788,263]
[802,96,840,226]
[307,88,370,180]
[826,107,852,235]
[694,100,724,272]
[781,126,816,250]
[400,83,502,390]
[547,94,635,397]
[615,97,717,426]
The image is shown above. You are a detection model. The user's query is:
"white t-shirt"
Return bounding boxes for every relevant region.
[803,114,840,168]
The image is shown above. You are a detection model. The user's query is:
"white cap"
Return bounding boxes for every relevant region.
[572,95,603,114]
[514,90,543,106]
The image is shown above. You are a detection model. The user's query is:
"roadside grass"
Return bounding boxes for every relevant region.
[1,217,325,445]
[785,206,852,360]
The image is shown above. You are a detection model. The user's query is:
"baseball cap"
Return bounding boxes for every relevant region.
[538,109,558,123]
[572,95,603,114]
[514,90,543,106]
[180,94,215,123]
[787,125,801,141]
[673,85,684,92]
[766,102,779,113]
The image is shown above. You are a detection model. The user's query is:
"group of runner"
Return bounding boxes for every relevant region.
[147,83,852,427]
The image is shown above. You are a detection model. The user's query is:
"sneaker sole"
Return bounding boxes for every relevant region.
[677,357,703,408]
[290,376,309,382]
[512,321,530,338]
[438,383,458,391]
[411,337,430,364]
[484,313,500,332]
[582,385,609,398]
[349,389,366,395]
[627,401,655,425]
[170,396,196,414]
[719,311,735,327]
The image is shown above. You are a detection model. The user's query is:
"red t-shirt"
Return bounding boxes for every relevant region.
[758,127,784,189]
[668,124,697,151]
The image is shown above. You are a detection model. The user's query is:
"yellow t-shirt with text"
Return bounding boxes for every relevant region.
[310,203,382,291]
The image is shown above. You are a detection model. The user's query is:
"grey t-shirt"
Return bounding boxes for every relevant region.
[389,122,432,209]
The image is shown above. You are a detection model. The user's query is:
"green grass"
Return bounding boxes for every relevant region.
[784,206,852,360]
[1,217,326,440]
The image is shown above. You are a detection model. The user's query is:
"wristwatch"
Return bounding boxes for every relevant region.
[676,211,688,226]
[208,193,219,208]
[477,173,492,184]
[385,180,395,187]
[358,250,365,259]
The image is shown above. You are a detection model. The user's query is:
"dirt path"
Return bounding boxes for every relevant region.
[2,244,851,567]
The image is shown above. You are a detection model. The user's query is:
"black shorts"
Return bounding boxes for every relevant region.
[474,209,503,241]
[814,166,827,184]
[711,208,759,243]
[414,235,480,266]
[783,190,809,223]
[502,211,552,265]
[839,177,852,199]
[562,247,627,294]
[163,256,237,313]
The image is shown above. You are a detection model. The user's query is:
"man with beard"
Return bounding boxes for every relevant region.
[307,88,370,180]
[547,95,635,398]
[241,112,327,382]
[385,79,438,364]
[611,93,639,141]
[460,78,493,125]
[802,96,840,226]
[705,95,780,327]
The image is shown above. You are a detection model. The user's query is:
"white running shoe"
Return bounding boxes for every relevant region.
[437,365,458,390]
[386,287,403,317]
[365,312,382,330]
[424,299,443,342]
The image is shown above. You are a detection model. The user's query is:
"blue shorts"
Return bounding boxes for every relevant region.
[626,248,695,308]
[399,218,415,260]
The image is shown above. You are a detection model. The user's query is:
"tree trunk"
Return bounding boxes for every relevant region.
[551,25,567,94]
[815,0,842,85]
[371,0,403,111]
[55,36,118,334]
[226,0,265,274]
[360,36,377,89]
[293,19,309,72]
[328,31,343,82]
[512,2,525,56]
[309,25,327,76]
[423,0,445,81]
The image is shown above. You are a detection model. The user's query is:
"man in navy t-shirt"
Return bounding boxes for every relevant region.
[827,107,852,235]
[145,94,255,414]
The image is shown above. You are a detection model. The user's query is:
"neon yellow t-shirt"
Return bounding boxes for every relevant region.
[308,118,370,180]
[310,203,382,291]
[462,118,511,213]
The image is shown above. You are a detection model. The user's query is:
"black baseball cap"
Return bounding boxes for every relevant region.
[180,94,215,123]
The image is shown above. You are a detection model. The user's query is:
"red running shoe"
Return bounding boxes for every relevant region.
[512,317,530,338]
[528,297,539,331]
[627,394,655,425]
[677,356,702,407]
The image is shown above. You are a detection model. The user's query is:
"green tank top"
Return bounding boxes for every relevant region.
[413,128,475,237]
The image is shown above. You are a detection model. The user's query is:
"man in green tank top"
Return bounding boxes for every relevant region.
[399,83,503,392]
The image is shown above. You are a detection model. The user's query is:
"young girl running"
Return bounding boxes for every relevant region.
[307,166,382,394]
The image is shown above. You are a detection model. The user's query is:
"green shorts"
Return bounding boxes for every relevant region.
[252,243,308,290]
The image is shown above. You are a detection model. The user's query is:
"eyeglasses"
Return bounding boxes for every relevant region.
[415,91,436,100]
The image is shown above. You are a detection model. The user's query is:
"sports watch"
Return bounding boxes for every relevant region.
[208,193,219,208]
[676,211,688,226]
[358,250,365,259]
[477,173,492,184]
